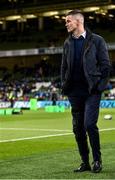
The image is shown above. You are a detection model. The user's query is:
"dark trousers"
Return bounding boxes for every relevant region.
[68,93,101,163]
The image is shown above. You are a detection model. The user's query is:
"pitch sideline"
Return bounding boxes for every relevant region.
[0,128,71,132]
[0,133,72,143]
[0,127,115,132]
[0,128,115,143]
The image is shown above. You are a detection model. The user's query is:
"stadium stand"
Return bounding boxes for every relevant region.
[0,0,115,104]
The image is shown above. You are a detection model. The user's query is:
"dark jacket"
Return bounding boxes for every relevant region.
[61,29,111,95]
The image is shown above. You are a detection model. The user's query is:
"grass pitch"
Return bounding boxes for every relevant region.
[0,108,115,179]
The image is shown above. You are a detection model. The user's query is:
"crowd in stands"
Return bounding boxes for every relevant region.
[0,59,62,102]
[0,64,115,103]
[0,79,61,102]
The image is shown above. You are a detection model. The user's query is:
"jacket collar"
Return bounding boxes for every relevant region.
[82,28,94,53]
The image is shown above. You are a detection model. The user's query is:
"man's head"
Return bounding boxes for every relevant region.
[65,9,85,34]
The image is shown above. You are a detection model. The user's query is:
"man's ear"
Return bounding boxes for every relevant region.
[76,19,79,26]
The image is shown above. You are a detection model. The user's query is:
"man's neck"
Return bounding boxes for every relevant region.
[73,28,85,38]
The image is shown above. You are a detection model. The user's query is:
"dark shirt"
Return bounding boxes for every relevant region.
[69,35,89,96]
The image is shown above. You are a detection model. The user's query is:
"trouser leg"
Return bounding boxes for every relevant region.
[68,96,89,163]
[84,94,102,162]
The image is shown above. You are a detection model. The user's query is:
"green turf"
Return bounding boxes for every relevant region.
[0,108,115,179]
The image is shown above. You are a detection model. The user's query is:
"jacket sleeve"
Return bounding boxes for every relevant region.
[61,43,68,87]
[97,37,111,91]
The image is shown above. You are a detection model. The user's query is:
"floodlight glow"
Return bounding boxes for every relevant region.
[6,15,21,21]
[89,16,94,19]
[42,11,59,17]
[108,14,114,17]
[54,15,60,19]
[106,4,115,9]
[23,14,37,19]
[83,6,100,12]
[62,16,66,20]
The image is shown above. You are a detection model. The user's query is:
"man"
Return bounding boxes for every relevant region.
[61,9,111,173]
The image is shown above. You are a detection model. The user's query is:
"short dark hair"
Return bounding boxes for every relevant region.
[66,9,84,17]
[66,9,86,27]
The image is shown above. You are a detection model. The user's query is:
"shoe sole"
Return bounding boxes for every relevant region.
[74,168,91,173]
[92,168,102,173]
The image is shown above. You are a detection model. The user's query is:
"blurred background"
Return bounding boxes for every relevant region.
[0,0,115,107]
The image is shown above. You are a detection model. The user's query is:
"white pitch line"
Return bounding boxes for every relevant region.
[0,127,115,132]
[0,128,71,132]
[0,128,115,143]
[100,128,115,132]
[0,133,72,143]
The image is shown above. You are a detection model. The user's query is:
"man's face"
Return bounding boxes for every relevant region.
[65,15,79,33]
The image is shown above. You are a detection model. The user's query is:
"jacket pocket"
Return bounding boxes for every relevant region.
[97,78,108,92]
[88,73,101,92]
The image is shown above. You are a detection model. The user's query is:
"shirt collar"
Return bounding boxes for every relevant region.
[81,31,86,39]
[72,30,86,39]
